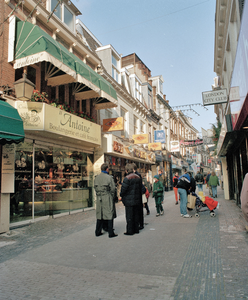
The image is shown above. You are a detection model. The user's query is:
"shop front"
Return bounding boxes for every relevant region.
[9,101,101,224]
[102,134,156,184]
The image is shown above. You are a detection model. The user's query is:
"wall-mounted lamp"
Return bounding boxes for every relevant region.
[14,72,35,101]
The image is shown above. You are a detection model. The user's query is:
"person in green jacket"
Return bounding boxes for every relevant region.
[208,171,219,198]
[153,175,164,216]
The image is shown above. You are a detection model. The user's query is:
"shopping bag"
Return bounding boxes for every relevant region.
[187,194,196,209]
[142,194,147,204]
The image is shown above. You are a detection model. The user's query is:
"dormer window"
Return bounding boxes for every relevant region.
[50,0,75,32]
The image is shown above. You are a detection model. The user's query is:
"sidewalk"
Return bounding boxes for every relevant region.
[0,187,247,300]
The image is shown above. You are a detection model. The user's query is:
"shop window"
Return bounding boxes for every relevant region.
[10,141,94,223]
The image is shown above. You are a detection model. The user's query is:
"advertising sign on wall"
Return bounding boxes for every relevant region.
[102,117,124,132]
[154,130,165,143]
[170,141,180,152]
[132,134,149,144]
[148,142,162,151]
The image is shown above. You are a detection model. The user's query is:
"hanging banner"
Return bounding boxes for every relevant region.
[170,141,180,152]
[102,117,124,132]
[154,130,166,143]
[148,142,162,151]
[132,134,149,144]
[180,139,203,147]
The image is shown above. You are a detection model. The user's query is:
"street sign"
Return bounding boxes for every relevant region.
[202,89,228,106]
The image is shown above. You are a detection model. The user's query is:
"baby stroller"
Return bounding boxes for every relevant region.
[191,191,219,218]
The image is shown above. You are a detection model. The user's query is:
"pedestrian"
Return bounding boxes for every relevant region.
[94,163,118,238]
[158,169,166,196]
[153,175,164,216]
[173,172,179,205]
[120,163,143,235]
[143,186,150,215]
[195,171,204,191]
[240,173,248,231]
[142,175,151,215]
[177,169,193,218]
[133,163,145,230]
[208,171,219,198]
[206,171,212,196]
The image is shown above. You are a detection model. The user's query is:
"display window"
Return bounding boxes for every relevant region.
[10,141,94,223]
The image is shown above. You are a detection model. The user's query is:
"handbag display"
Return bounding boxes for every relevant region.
[142,193,147,204]
[187,194,196,209]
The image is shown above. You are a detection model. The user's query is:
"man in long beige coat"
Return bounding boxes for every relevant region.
[94,163,118,238]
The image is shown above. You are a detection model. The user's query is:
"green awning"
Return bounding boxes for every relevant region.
[0,101,25,145]
[13,20,117,107]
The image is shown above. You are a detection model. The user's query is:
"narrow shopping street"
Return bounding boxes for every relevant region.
[0,187,247,300]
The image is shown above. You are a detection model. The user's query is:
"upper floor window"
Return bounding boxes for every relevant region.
[135,79,142,102]
[134,116,138,135]
[121,108,128,138]
[112,55,120,83]
[140,121,145,133]
[148,88,152,109]
[50,0,75,31]
[159,80,163,94]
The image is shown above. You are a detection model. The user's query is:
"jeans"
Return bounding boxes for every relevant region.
[197,184,203,191]
[211,186,217,197]
[178,188,188,215]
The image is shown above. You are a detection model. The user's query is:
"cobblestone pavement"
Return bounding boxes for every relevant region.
[0,187,247,300]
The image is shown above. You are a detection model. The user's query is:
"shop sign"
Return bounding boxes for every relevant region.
[140,151,147,159]
[148,142,162,151]
[180,139,203,147]
[132,134,149,144]
[170,140,180,152]
[208,159,212,163]
[154,130,166,143]
[102,117,124,132]
[155,152,163,162]
[202,89,228,106]
[15,101,101,146]
[113,141,123,153]
[2,144,15,173]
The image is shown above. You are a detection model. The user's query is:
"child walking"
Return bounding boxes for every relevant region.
[153,175,164,216]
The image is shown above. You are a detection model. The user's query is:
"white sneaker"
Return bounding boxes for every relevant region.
[160,211,164,215]
[183,214,192,218]
[181,214,184,217]
[156,213,160,217]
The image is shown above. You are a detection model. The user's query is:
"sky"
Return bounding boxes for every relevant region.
[75,0,217,136]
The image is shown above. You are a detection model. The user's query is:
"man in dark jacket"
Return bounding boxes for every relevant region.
[94,163,118,238]
[120,163,143,235]
[195,171,204,191]
[133,163,145,229]
[177,170,193,218]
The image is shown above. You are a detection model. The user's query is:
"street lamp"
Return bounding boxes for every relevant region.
[14,71,35,101]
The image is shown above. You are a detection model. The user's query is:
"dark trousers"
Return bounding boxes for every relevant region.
[138,203,144,228]
[125,205,140,234]
[144,202,150,214]
[95,219,114,237]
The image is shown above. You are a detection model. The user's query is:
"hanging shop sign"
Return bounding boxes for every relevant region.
[148,142,162,151]
[154,130,166,143]
[180,139,203,147]
[202,89,228,106]
[170,140,180,152]
[102,117,124,132]
[132,134,149,144]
